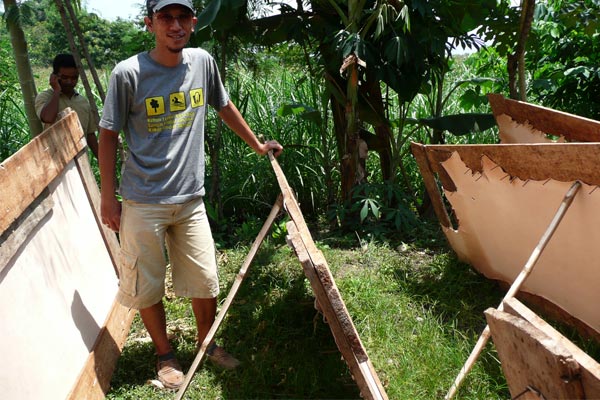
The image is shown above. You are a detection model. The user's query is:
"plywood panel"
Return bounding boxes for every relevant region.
[0,111,131,400]
[0,111,86,234]
[0,162,119,399]
[440,152,600,335]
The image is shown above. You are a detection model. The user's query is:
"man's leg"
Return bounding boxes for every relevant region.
[192,297,217,345]
[140,300,171,356]
[192,296,240,369]
[119,200,183,389]
[169,198,239,369]
[140,299,184,389]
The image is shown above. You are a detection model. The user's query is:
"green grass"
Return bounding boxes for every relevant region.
[106,224,514,399]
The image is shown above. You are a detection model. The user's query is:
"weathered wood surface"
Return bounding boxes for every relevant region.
[0,189,53,270]
[411,142,600,192]
[504,298,600,398]
[488,93,600,142]
[486,307,586,399]
[269,153,388,400]
[0,110,86,235]
[67,301,137,400]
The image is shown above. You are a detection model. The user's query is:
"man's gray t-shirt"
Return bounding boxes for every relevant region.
[100,48,229,204]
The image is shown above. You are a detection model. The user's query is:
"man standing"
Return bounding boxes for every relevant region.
[98,0,283,390]
[35,53,99,158]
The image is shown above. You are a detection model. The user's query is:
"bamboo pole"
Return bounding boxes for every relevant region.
[445,180,582,400]
[175,195,283,400]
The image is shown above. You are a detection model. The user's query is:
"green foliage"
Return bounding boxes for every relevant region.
[419,113,497,137]
[10,0,149,69]
[526,0,600,119]
[0,36,29,161]
[328,181,420,239]
[204,62,335,233]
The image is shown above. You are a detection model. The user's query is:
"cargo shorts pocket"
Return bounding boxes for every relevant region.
[118,249,138,297]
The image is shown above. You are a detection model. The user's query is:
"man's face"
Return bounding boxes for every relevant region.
[56,67,79,94]
[148,5,197,53]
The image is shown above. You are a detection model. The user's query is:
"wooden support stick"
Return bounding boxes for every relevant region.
[444,180,582,400]
[175,195,283,400]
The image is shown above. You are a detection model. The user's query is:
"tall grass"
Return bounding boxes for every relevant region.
[0,87,30,162]
[204,63,336,244]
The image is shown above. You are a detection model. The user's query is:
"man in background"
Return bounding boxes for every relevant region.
[35,53,99,158]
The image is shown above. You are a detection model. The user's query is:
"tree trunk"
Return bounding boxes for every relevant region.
[207,36,226,220]
[508,0,536,100]
[360,75,393,181]
[63,0,106,102]
[54,0,100,122]
[3,0,43,137]
[339,55,366,204]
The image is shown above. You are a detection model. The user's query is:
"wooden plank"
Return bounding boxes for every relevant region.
[488,93,600,142]
[410,142,453,227]
[0,189,53,271]
[268,153,387,399]
[419,143,600,189]
[0,110,85,235]
[503,298,600,398]
[75,151,121,276]
[286,223,388,400]
[485,307,585,399]
[268,153,327,266]
[269,153,367,357]
[510,290,600,344]
[286,222,366,360]
[66,301,137,400]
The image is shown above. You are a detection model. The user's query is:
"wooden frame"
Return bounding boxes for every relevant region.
[270,154,388,400]
[175,154,389,399]
[0,110,135,400]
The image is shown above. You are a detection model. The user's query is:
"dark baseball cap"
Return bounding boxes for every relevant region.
[147,0,194,15]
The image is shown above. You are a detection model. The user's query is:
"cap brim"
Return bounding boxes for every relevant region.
[153,0,194,12]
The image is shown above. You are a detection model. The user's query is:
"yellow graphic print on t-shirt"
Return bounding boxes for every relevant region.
[170,92,186,112]
[145,88,205,133]
[190,88,204,108]
[146,96,165,116]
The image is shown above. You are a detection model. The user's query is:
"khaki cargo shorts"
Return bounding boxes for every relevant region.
[117,197,219,309]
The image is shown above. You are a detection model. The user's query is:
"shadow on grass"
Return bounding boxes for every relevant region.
[110,243,362,399]
[199,245,361,399]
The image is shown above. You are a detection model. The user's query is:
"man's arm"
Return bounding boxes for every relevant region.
[38,74,62,123]
[99,127,121,232]
[217,100,283,156]
[87,132,99,159]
